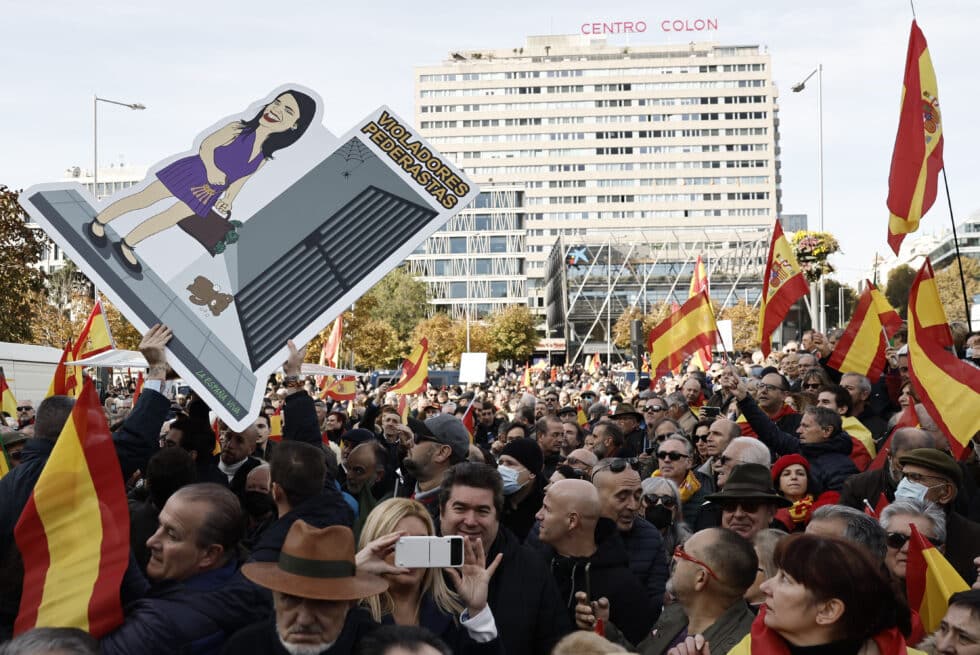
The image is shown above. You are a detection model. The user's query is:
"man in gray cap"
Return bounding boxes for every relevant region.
[0,431,28,470]
[897,448,980,585]
[401,414,469,525]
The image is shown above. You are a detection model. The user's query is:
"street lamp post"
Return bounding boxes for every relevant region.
[792,65,825,333]
[93,95,146,201]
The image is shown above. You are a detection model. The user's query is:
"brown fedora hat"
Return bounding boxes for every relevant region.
[242,522,388,600]
[704,463,792,508]
[611,403,643,422]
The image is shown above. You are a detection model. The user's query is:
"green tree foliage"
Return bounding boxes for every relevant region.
[0,186,46,342]
[886,264,917,319]
[935,256,980,323]
[361,267,429,343]
[487,305,539,363]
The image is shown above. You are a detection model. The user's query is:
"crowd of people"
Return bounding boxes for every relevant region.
[0,324,979,655]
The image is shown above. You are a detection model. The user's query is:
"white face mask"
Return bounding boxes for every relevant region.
[498,465,526,496]
[894,477,931,502]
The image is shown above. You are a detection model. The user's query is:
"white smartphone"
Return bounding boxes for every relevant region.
[395,536,465,568]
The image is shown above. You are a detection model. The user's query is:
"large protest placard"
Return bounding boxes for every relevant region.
[21,85,478,430]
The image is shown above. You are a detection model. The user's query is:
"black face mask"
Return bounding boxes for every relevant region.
[243,491,277,520]
[646,504,674,530]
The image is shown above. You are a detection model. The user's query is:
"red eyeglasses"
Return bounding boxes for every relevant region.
[673,545,719,581]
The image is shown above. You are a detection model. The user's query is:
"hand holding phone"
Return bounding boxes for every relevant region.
[395,536,464,568]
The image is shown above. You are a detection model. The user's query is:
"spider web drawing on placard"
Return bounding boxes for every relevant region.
[339,139,376,181]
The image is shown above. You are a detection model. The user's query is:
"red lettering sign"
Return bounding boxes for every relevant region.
[581,20,648,35]
[660,18,719,32]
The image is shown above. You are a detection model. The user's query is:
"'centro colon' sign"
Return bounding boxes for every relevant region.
[580,18,718,35]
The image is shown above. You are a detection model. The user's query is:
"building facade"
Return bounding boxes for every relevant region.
[414,34,782,339]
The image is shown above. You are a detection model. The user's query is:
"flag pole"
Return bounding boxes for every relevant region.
[941,169,973,332]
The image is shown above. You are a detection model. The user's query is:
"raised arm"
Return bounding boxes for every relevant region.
[280,340,321,447]
[719,367,800,456]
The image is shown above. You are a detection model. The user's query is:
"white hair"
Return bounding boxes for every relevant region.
[727,437,772,468]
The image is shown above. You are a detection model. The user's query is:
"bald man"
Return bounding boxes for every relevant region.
[534,480,653,645]
[565,448,598,476]
[208,424,262,498]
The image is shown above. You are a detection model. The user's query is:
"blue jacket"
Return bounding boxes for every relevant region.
[101,560,271,655]
[738,395,858,492]
[0,389,171,641]
[620,516,668,624]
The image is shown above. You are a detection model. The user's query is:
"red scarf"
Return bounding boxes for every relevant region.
[730,607,911,654]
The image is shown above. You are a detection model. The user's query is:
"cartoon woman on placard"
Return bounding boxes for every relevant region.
[87,89,317,273]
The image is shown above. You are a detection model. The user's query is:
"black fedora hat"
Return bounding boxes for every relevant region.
[704,463,792,508]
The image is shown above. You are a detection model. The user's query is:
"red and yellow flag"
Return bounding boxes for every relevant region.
[887,20,944,255]
[131,371,144,406]
[1,367,18,422]
[907,259,980,456]
[758,221,809,357]
[320,375,357,402]
[647,289,719,378]
[316,318,343,387]
[390,338,429,396]
[268,414,283,443]
[906,523,968,632]
[73,299,115,360]
[397,394,410,423]
[46,340,83,399]
[461,402,476,444]
[14,378,129,637]
[827,281,903,380]
[688,255,712,371]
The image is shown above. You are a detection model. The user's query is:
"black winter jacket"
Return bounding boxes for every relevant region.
[541,518,654,646]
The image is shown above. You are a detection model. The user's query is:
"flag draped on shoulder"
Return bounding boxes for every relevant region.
[73,299,115,360]
[647,289,719,378]
[887,20,944,255]
[827,281,903,379]
[688,255,712,370]
[320,375,357,402]
[15,378,129,637]
[46,340,83,399]
[905,523,968,633]
[907,259,980,456]
[389,338,429,395]
[757,221,809,357]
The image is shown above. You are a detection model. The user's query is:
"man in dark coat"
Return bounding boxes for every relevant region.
[0,324,174,641]
[101,483,272,655]
[534,479,652,645]
[439,463,573,655]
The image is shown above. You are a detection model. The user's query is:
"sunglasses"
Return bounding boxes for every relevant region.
[886,532,943,549]
[716,454,747,467]
[591,457,641,480]
[16,406,31,412]
[802,383,823,391]
[645,494,676,508]
[693,434,710,443]
[719,500,766,513]
[657,451,688,462]
[673,545,720,581]
[644,405,666,413]
[758,382,787,393]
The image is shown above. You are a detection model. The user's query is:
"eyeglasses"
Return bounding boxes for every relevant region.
[644,405,666,413]
[645,494,676,508]
[591,457,640,480]
[716,454,747,468]
[16,406,31,412]
[693,434,710,443]
[673,545,720,581]
[802,383,823,391]
[758,382,787,393]
[719,500,766,514]
[903,471,950,486]
[886,532,943,549]
[657,451,688,462]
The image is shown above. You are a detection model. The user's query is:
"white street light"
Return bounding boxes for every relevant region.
[94,95,146,201]
[792,65,825,333]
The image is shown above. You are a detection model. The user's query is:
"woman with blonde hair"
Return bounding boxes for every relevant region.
[356,498,503,653]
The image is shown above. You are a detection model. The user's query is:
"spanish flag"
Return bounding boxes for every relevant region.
[131,370,144,406]
[688,255,712,371]
[320,375,357,402]
[14,378,129,637]
[389,338,429,396]
[461,402,476,444]
[1,366,18,422]
[316,318,343,387]
[397,394,410,423]
[907,259,980,456]
[887,20,944,255]
[46,340,83,399]
[827,282,903,380]
[647,289,719,378]
[906,523,968,633]
[757,221,809,357]
[73,299,115,360]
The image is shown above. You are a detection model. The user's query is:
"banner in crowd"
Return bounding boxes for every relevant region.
[20,85,478,430]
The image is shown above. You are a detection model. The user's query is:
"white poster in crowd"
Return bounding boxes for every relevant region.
[458,352,488,384]
[20,85,478,430]
[716,320,734,354]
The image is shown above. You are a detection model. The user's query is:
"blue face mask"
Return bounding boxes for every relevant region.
[894,477,930,502]
[498,465,525,496]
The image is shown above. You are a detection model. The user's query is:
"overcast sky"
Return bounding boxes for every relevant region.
[2,0,976,285]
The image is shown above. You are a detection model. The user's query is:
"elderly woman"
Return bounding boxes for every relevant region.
[701,534,921,655]
[640,476,692,562]
[879,499,947,584]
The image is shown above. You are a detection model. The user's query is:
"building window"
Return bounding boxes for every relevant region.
[449,237,467,254]
[450,282,467,298]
